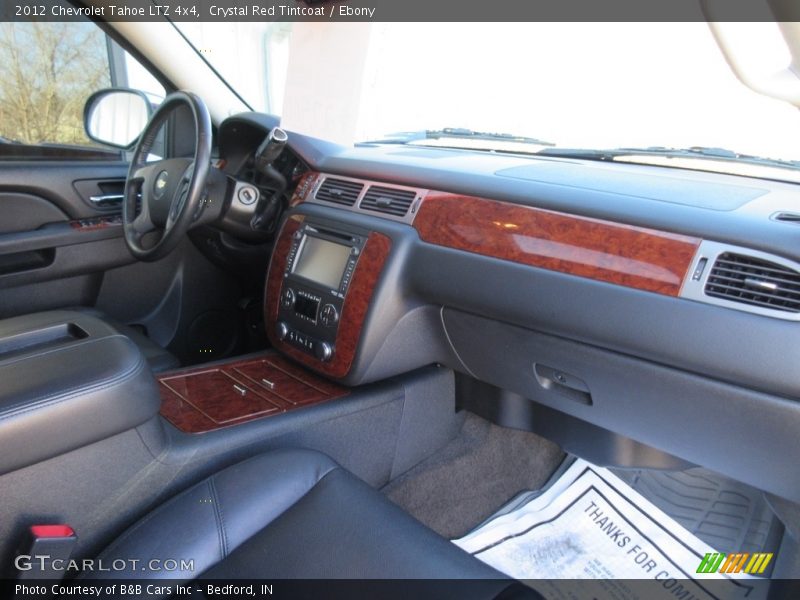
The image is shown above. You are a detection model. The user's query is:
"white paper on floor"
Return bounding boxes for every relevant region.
[453,459,765,600]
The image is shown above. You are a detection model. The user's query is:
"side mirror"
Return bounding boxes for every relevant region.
[84,88,152,149]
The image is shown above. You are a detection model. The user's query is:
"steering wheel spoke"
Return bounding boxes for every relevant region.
[166,187,189,231]
[130,164,153,183]
[132,210,155,238]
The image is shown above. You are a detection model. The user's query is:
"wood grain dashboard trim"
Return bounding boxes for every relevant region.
[264,215,392,379]
[289,171,322,208]
[69,216,122,231]
[414,192,701,296]
[158,352,349,434]
[293,172,701,296]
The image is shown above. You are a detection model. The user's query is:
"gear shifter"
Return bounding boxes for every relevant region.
[251,127,288,232]
[254,127,288,173]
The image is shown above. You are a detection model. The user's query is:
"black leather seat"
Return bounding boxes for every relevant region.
[91,449,533,598]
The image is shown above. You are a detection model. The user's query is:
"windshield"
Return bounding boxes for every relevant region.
[177,22,800,179]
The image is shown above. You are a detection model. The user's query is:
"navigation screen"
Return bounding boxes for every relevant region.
[293,236,351,289]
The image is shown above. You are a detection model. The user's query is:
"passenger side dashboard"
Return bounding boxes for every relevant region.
[216,113,800,501]
[275,168,800,395]
[262,161,800,504]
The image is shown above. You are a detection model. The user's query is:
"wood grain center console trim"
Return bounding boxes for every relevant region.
[264,215,391,379]
[158,353,349,434]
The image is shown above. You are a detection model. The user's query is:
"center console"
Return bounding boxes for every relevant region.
[265,214,392,379]
[157,212,392,433]
[156,210,393,434]
[157,353,349,434]
[0,310,159,474]
[276,221,367,363]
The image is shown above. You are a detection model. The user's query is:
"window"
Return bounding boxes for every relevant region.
[178,22,800,181]
[176,21,291,116]
[0,21,164,159]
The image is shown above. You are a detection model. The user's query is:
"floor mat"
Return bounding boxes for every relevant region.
[611,468,781,555]
[381,413,564,539]
[455,459,771,600]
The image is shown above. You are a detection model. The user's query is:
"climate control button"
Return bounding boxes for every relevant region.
[281,287,296,309]
[320,303,339,326]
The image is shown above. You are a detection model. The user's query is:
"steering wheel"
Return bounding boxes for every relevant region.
[123,91,212,262]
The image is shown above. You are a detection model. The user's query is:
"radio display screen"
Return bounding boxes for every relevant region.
[293,235,351,290]
[294,294,319,321]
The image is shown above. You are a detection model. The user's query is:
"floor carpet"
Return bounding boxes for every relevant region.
[382,412,565,539]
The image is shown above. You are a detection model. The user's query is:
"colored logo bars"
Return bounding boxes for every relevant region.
[696,552,773,575]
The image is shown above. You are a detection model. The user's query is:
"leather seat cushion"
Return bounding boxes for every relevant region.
[91,449,530,597]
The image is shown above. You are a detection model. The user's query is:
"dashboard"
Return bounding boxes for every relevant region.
[213,112,800,504]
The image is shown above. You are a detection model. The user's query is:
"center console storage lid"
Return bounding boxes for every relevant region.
[0,311,159,475]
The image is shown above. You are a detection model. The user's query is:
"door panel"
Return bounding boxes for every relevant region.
[0,275,101,320]
[0,22,208,349]
[0,160,246,364]
[0,161,129,218]
[0,161,136,316]
[72,178,127,212]
[0,192,67,234]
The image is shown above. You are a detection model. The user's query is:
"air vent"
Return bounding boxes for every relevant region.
[705,252,800,313]
[315,178,364,207]
[360,186,417,217]
[772,211,800,223]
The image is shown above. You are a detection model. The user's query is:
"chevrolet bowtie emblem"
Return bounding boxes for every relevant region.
[154,171,169,199]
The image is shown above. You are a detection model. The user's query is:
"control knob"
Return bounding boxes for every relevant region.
[320,303,339,327]
[281,287,295,309]
[276,321,290,341]
[315,341,333,362]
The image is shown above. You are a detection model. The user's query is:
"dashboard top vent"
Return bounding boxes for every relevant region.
[772,211,800,223]
[360,185,417,217]
[315,177,364,207]
[705,252,800,313]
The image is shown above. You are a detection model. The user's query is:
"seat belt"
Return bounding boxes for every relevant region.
[16,524,77,580]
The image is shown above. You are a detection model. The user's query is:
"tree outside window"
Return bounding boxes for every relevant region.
[0,22,110,148]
